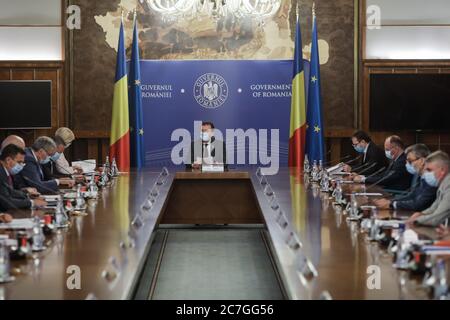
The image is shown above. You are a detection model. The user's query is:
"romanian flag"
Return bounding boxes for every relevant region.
[288,15,307,170]
[128,15,145,169]
[305,10,325,163]
[110,20,130,172]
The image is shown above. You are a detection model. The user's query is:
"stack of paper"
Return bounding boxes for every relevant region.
[72,159,96,174]
[0,218,34,229]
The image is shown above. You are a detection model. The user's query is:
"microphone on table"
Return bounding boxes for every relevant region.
[355,162,377,175]
[365,170,395,191]
[362,166,386,180]
[327,154,362,175]
[323,154,352,167]
[50,159,77,177]
[22,176,64,196]
[345,154,363,166]
[351,161,372,172]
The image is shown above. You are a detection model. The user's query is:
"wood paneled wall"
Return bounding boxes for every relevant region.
[0,61,65,145]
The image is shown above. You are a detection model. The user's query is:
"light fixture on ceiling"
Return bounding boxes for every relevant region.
[144,0,281,24]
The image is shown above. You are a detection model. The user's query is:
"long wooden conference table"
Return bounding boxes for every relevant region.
[0,168,439,300]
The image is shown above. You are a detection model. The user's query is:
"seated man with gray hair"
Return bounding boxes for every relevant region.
[15,136,75,194]
[42,127,81,178]
[374,144,437,211]
[407,151,450,227]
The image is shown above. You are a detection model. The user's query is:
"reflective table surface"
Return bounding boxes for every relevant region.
[0,167,441,300]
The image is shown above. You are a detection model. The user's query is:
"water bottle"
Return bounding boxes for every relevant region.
[89,173,98,193]
[104,156,111,178]
[111,158,119,177]
[55,196,69,228]
[334,180,343,203]
[31,216,45,251]
[394,224,408,268]
[311,160,319,181]
[303,155,310,174]
[434,259,449,299]
[350,193,358,218]
[75,184,86,210]
[321,171,330,192]
[0,240,12,282]
[318,160,324,180]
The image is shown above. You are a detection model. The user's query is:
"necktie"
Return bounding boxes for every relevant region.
[7,174,13,187]
[38,164,44,179]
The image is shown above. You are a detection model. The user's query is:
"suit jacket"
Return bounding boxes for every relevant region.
[42,160,71,179]
[353,142,388,175]
[15,148,58,194]
[365,152,412,191]
[185,138,227,170]
[0,164,31,211]
[416,174,450,227]
[393,174,437,211]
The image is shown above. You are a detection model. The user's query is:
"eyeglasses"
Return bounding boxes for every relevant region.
[406,158,420,165]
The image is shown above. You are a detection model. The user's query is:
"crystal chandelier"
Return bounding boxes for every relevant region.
[145,0,281,23]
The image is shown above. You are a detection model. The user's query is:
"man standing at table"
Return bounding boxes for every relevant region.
[407,151,450,227]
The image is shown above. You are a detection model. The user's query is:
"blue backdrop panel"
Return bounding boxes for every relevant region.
[139,60,309,167]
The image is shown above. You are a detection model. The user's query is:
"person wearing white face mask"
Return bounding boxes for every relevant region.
[15,136,75,194]
[0,144,47,211]
[354,135,412,191]
[186,121,227,170]
[374,144,437,211]
[42,127,81,178]
[407,151,450,227]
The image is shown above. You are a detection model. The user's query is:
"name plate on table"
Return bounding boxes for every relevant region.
[201,164,225,172]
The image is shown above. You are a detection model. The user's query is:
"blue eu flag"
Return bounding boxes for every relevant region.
[305,13,325,163]
[128,17,145,168]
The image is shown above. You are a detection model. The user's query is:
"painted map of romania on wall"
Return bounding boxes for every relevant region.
[94,0,329,62]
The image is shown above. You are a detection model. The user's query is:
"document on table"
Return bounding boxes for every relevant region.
[0,218,34,229]
[72,159,96,174]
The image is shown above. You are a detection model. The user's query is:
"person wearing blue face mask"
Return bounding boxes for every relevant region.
[0,144,47,212]
[407,151,450,227]
[374,144,437,211]
[41,128,80,179]
[343,131,387,176]
[354,135,412,192]
[14,136,75,194]
[186,121,227,171]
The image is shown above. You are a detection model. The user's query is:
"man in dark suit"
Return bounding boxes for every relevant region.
[42,127,79,178]
[344,130,387,176]
[374,144,437,211]
[0,144,47,211]
[185,121,227,170]
[354,135,412,191]
[15,136,74,194]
